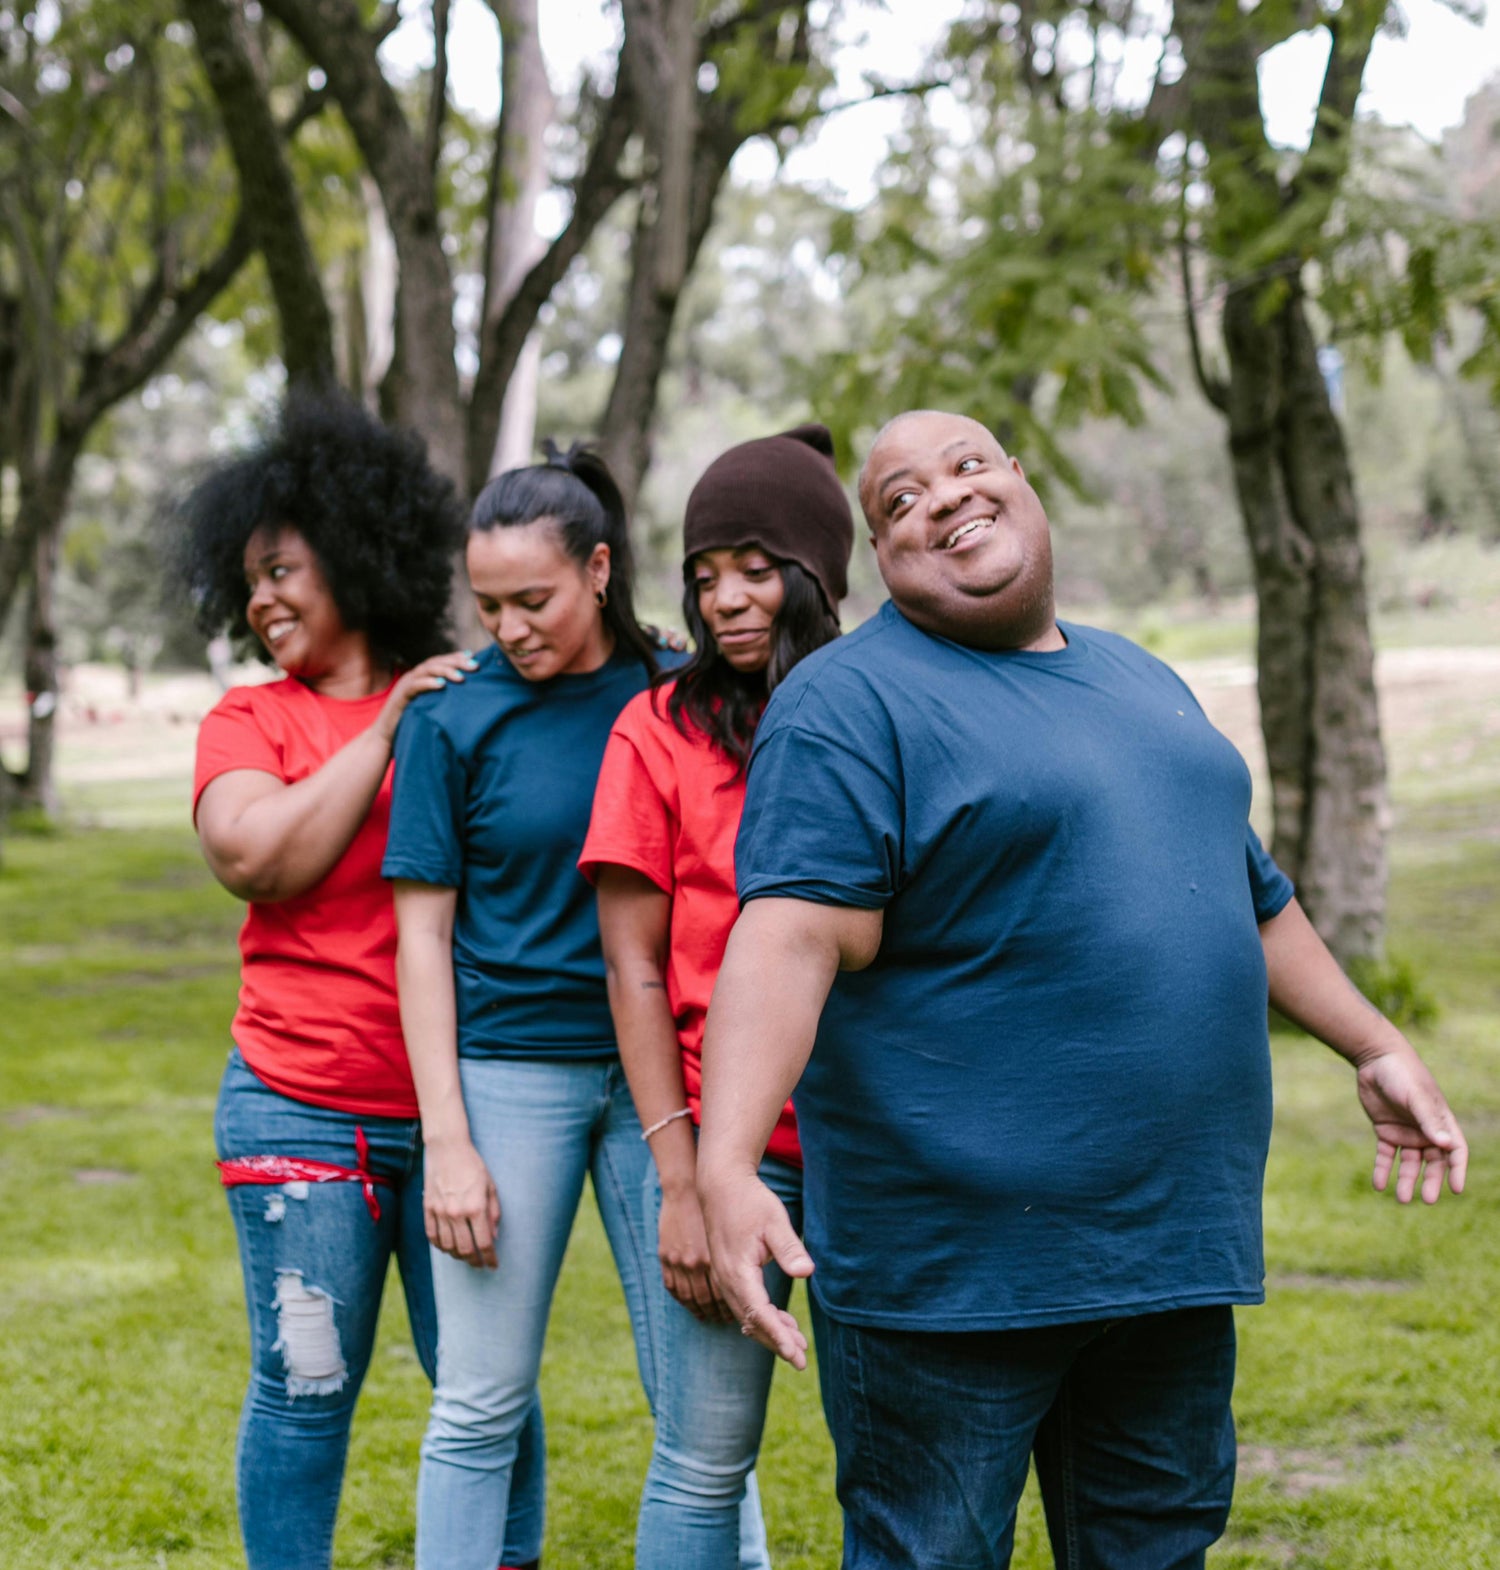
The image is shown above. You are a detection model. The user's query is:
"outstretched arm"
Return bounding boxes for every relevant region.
[1261,898,1466,1204]
[697,896,882,1368]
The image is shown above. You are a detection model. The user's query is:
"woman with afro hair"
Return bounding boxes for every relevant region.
[179,391,544,1570]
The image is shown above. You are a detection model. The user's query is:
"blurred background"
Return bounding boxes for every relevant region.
[1,3,1498,1566]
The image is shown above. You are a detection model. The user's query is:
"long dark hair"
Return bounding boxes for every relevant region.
[468,441,659,675]
[665,557,840,770]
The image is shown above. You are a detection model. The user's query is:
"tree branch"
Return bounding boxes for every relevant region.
[424,0,452,181]
[185,0,336,385]
[1292,0,1383,214]
[1179,204,1229,412]
[466,51,635,493]
[65,210,255,440]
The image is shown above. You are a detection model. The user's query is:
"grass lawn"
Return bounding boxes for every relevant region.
[2,651,1496,1568]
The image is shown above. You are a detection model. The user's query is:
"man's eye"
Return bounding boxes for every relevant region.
[889,489,917,512]
[956,457,981,474]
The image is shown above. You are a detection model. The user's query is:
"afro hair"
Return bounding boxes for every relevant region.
[173,390,464,669]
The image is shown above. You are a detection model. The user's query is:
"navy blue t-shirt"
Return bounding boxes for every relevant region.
[384,643,667,1059]
[735,604,1294,1331]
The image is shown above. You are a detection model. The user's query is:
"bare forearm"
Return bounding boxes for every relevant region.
[697,905,843,1188]
[607,964,696,1190]
[211,726,392,901]
[1262,898,1410,1067]
[397,924,471,1148]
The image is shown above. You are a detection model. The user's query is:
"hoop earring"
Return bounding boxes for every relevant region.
[595,586,608,608]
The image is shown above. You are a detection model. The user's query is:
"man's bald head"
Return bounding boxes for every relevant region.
[857,411,1008,532]
[855,408,1060,653]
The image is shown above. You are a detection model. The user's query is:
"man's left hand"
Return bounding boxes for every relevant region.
[1356,1045,1467,1204]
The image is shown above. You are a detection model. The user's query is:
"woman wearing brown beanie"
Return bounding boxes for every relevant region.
[580,425,854,1570]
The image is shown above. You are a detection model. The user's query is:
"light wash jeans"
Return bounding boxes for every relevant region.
[215,1048,543,1570]
[636,1153,804,1570]
[416,1056,657,1570]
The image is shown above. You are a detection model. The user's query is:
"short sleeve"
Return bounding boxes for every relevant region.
[193,688,284,819]
[382,704,466,888]
[578,725,674,892]
[1245,825,1294,923]
[735,704,902,911]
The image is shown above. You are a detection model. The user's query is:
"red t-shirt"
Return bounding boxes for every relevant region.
[579,683,800,1167]
[192,677,417,1118]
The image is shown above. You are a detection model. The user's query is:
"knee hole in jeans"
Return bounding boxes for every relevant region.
[273,1271,348,1398]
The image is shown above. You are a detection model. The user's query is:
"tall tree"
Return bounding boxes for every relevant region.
[1170,0,1392,964]
[0,0,254,820]
[811,0,1498,965]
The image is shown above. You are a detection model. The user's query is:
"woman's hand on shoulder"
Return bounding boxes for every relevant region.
[376,650,480,744]
[645,624,689,654]
[423,1136,502,1269]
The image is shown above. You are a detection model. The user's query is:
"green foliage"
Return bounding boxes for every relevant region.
[1346,953,1441,1031]
[810,96,1168,494]
[0,2,243,410]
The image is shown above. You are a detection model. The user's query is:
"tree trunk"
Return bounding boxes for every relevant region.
[473,0,553,482]
[1222,282,1388,964]
[598,137,732,511]
[19,519,60,819]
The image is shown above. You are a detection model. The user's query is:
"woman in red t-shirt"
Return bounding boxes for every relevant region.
[181,394,542,1570]
[580,426,854,1570]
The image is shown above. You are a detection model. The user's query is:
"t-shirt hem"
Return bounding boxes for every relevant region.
[381,857,460,887]
[739,880,888,912]
[576,847,671,894]
[235,1042,420,1121]
[457,1041,619,1061]
[1256,880,1296,924]
[809,1281,1265,1331]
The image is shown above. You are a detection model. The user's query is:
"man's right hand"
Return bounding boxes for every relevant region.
[700,1169,814,1368]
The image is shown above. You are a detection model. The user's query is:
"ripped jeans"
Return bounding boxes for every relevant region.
[215,1048,544,1570]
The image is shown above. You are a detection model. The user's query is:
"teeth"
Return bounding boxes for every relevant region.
[266,620,296,643]
[942,517,993,550]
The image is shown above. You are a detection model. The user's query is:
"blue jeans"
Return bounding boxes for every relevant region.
[215,1049,544,1570]
[636,1154,804,1570]
[812,1301,1238,1570]
[416,1056,657,1570]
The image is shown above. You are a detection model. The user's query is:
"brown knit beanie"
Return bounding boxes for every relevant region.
[681,424,854,612]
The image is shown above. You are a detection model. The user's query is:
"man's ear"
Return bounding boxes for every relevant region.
[1010,456,1026,480]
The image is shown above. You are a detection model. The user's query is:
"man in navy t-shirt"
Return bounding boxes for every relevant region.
[697,410,1467,1569]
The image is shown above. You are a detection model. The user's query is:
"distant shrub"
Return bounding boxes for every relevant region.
[7,805,61,839]
[1347,953,1441,1031]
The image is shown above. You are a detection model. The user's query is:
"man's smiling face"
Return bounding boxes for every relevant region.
[860,411,1059,651]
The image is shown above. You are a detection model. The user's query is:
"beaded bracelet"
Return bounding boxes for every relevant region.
[640,1107,692,1142]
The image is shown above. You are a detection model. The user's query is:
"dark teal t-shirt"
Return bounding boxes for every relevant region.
[384,643,666,1059]
[735,604,1294,1331]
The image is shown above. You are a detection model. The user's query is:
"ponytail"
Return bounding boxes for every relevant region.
[469,442,659,676]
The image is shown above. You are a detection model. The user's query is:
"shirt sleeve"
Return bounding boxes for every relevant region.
[1245,825,1295,923]
[382,704,466,888]
[735,696,903,911]
[578,724,675,893]
[192,688,283,820]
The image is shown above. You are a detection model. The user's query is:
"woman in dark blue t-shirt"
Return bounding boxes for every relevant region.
[383,448,667,1570]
